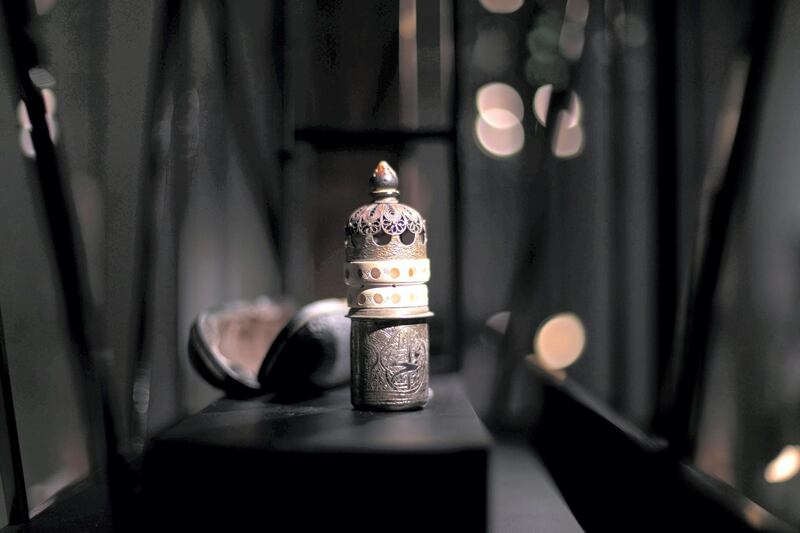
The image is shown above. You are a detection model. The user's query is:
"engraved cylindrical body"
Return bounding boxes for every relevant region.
[344,162,433,410]
[350,319,429,409]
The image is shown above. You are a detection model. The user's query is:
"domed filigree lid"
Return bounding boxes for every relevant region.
[347,203,425,237]
[345,161,427,262]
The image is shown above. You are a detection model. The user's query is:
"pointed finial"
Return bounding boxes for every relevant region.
[370,161,400,202]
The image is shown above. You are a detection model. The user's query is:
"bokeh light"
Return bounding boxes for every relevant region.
[16,89,58,129]
[481,108,520,129]
[473,21,514,75]
[479,0,524,15]
[474,113,524,158]
[477,82,524,123]
[558,21,585,61]
[764,445,800,484]
[17,93,60,159]
[29,67,56,89]
[475,82,525,158]
[743,502,769,529]
[485,311,511,336]
[533,84,582,127]
[19,129,35,158]
[533,312,586,370]
[552,115,584,159]
[33,0,57,15]
[16,101,30,130]
[525,10,569,89]
[613,13,648,48]
[564,0,589,24]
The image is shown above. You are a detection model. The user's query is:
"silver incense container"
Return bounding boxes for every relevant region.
[344,161,433,410]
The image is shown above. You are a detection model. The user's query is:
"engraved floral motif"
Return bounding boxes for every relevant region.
[384,335,427,392]
[360,324,427,394]
[347,203,425,237]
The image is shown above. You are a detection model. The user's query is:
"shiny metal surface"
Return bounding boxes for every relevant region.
[350,320,429,410]
[345,162,432,410]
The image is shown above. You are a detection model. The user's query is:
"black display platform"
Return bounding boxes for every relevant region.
[144,374,491,531]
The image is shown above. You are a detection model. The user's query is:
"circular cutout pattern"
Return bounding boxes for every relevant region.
[400,229,416,245]
[372,231,392,245]
[344,259,430,286]
[347,285,429,309]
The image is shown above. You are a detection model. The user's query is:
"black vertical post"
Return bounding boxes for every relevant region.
[653,0,678,398]
[0,0,119,522]
[0,307,28,524]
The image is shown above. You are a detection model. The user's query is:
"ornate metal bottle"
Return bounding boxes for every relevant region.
[344,161,432,410]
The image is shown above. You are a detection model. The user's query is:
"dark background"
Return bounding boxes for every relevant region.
[1,0,798,528]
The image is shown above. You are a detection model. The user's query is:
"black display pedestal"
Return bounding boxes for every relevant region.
[144,374,491,531]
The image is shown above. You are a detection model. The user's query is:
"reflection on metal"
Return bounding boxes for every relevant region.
[346,162,432,410]
[764,445,800,484]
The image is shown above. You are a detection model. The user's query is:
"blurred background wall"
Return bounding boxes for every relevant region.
[5,0,800,528]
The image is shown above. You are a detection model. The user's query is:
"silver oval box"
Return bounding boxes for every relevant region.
[344,161,433,410]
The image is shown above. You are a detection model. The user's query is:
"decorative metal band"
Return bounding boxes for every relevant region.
[345,233,426,261]
[344,259,430,286]
[346,202,426,237]
[350,320,429,409]
[348,306,433,320]
[347,284,428,309]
